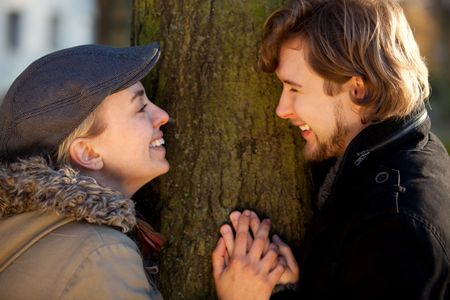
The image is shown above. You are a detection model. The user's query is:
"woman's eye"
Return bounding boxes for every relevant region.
[290,88,299,93]
[138,104,148,113]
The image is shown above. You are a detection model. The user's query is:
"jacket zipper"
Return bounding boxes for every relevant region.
[354,110,428,166]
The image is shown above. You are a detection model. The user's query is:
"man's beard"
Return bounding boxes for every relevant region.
[306,103,350,163]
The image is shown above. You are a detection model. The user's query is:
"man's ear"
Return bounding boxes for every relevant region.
[350,76,366,101]
[69,138,103,171]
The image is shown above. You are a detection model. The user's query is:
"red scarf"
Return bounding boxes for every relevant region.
[135,212,165,254]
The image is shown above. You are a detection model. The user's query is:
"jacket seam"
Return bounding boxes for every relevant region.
[401,212,450,265]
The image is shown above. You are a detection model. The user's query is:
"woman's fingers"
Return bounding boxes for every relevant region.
[220,224,235,257]
[248,219,271,261]
[249,211,260,236]
[233,210,251,256]
[229,211,241,228]
[230,210,271,254]
[249,213,271,255]
[212,237,226,280]
[224,248,230,267]
[230,211,253,252]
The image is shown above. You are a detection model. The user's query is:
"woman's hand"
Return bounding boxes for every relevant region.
[227,211,299,285]
[212,210,285,300]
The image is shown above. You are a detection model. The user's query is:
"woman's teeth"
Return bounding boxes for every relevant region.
[150,138,165,148]
[299,124,310,131]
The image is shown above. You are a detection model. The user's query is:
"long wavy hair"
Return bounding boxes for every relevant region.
[261,0,430,123]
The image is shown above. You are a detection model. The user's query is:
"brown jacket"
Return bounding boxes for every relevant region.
[0,157,163,299]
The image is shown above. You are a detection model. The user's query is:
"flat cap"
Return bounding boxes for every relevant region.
[0,43,160,162]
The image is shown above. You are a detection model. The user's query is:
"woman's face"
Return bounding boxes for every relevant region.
[89,81,169,196]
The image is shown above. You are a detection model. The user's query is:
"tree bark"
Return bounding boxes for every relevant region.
[132,1,314,298]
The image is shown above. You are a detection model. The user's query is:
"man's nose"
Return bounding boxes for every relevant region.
[275,92,295,119]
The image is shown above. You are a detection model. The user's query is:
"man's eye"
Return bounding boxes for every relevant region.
[138,104,148,113]
[290,88,299,93]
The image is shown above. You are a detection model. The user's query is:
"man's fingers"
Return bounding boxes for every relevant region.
[233,210,251,256]
[268,264,286,286]
[278,255,287,268]
[212,237,226,280]
[273,234,298,273]
[260,243,279,274]
[220,224,235,256]
[248,219,271,261]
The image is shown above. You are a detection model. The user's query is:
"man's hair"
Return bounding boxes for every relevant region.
[261,0,429,123]
[54,109,106,167]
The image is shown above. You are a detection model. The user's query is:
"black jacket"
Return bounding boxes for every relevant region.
[276,109,450,299]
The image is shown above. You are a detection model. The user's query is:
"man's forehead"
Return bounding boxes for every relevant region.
[276,42,307,80]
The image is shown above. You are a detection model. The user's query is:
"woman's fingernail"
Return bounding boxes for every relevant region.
[221,226,230,234]
[243,210,251,216]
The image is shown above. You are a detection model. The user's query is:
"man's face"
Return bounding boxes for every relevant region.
[275,39,365,162]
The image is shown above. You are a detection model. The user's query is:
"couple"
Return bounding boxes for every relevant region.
[1,0,450,299]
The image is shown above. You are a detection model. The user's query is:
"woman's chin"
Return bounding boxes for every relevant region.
[146,163,170,182]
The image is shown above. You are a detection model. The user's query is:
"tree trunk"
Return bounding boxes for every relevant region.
[132,1,314,298]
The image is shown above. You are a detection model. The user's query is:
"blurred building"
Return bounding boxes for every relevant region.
[0,0,98,100]
[0,0,131,102]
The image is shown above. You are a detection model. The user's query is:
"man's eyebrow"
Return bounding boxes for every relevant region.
[282,80,303,88]
[130,89,145,103]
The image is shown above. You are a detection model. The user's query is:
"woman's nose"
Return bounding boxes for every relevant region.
[152,104,170,128]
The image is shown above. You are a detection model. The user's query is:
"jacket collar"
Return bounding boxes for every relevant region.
[319,107,431,210]
[343,107,430,168]
[0,156,136,232]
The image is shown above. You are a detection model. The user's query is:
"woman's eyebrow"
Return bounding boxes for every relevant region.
[130,89,145,103]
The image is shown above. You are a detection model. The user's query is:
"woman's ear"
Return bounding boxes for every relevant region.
[69,138,103,170]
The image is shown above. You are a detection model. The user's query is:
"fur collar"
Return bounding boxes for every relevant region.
[0,156,136,232]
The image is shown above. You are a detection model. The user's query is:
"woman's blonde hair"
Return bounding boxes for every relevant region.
[261,0,430,123]
[55,109,106,167]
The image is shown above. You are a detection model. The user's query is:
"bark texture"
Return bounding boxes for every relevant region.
[132,1,314,298]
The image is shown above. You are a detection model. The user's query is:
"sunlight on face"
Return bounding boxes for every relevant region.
[275,39,365,162]
[90,82,170,196]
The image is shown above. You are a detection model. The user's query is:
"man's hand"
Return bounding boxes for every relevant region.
[212,210,285,300]
[227,211,299,285]
[272,234,299,285]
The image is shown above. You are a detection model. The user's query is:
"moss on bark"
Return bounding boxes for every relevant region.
[132,1,314,298]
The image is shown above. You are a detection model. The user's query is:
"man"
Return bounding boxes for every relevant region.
[212,0,450,299]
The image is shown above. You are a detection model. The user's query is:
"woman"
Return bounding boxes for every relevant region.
[0,43,167,299]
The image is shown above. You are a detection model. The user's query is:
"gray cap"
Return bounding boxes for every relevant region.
[0,43,161,162]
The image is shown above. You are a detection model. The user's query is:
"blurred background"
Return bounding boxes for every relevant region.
[0,0,449,151]
[0,0,131,100]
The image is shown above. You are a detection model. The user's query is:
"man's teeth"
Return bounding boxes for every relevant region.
[150,138,165,148]
[299,124,310,131]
